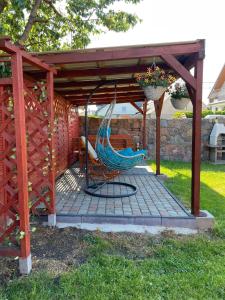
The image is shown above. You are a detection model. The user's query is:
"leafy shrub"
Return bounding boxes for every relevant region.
[173,112,186,119]
[201,109,215,118]
[215,110,225,115]
[185,111,193,118]
[173,109,223,119]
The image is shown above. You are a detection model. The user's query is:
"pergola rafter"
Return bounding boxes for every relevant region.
[66,91,144,101]
[54,78,140,89]
[60,86,142,97]
[71,97,145,106]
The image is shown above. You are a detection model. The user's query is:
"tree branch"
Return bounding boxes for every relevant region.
[19,0,42,45]
[0,0,8,14]
[34,17,49,23]
[43,0,63,18]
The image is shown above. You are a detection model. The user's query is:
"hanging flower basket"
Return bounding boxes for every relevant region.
[135,65,176,101]
[169,82,190,110]
[143,85,167,101]
[171,97,190,109]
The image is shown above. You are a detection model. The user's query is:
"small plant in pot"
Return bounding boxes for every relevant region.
[135,66,176,101]
[169,82,190,110]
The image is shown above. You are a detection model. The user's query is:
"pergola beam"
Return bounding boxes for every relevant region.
[37,41,203,65]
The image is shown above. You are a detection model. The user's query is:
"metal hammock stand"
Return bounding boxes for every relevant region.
[84,83,147,198]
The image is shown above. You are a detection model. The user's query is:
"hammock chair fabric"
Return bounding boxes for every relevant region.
[95,95,147,171]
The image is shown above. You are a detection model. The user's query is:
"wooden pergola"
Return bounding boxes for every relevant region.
[0,37,204,274]
[35,39,204,218]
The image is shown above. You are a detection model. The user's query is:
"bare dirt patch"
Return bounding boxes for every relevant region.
[0,225,88,285]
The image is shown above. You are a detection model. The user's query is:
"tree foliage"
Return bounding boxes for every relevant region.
[0,0,141,51]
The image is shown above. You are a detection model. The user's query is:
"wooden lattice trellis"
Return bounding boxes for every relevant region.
[0,39,81,274]
[0,79,54,253]
[0,86,20,255]
[68,105,79,166]
[24,79,54,215]
[0,82,79,256]
[54,95,79,176]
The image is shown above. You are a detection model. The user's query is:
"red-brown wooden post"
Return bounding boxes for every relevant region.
[0,86,6,231]
[154,93,164,175]
[67,105,71,167]
[11,52,31,274]
[191,59,203,216]
[142,99,148,149]
[47,71,56,226]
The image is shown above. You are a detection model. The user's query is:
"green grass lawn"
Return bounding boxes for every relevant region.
[1,161,225,300]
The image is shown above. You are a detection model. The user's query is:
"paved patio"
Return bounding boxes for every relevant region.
[56,164,196,228]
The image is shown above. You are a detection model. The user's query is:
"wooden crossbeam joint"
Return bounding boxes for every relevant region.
[161,54,197,90]
[0,37,56,74]
[129,101,143,114]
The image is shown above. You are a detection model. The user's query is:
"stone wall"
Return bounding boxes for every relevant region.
[79,116,143,146]
[146,118,217,161]
[80,116,225,162]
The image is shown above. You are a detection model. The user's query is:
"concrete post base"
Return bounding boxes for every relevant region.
[156,174,168,181]
[19,254,32,274]
[196,210,215,230]
[48,213,56,227]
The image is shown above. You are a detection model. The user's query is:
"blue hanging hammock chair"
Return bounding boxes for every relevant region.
[95,90,147,171]
[84,83,147,198]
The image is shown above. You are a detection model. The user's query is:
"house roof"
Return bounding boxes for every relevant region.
[208,64,225,100]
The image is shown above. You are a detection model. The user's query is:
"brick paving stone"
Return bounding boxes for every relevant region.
[56,164,190,220]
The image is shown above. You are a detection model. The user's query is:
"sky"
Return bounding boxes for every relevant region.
[89,0,225,103]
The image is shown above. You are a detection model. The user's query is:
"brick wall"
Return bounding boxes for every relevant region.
[80,116,225,162]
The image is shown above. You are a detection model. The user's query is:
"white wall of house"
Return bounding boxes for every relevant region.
[217,82,225,100]
[208,82,225,112]
[208,64,225,112]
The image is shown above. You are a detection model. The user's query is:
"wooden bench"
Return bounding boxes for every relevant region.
[78,134,135,168]
[88,134,134,150]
